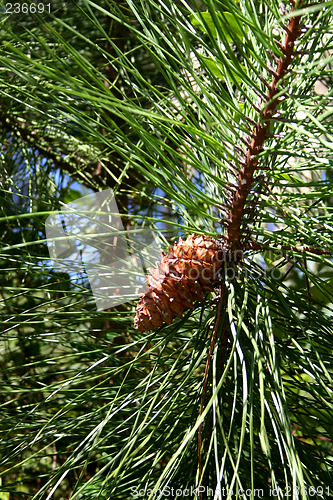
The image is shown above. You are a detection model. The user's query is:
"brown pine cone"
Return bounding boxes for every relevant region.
[134,234,223,332]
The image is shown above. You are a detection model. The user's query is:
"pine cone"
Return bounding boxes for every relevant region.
[134,234,223,332]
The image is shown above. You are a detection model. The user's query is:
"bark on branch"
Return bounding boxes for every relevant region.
[225,1,305,250]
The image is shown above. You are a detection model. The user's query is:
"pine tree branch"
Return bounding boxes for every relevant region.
[248,242,332,256]
[0,110,105,190]
[225,0,306,250]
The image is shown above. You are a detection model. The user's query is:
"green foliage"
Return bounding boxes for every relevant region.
[0,0,332,499]
[190,10,245,42]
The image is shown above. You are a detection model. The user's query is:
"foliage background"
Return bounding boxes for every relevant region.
[0,0,332,499]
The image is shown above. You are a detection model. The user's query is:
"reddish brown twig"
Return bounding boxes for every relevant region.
[225,1,305,250]
[198,285,225,498]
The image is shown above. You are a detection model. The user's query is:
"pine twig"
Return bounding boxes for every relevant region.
[248,242,332,256]
[225,1,306,250]
[198,283,226,497]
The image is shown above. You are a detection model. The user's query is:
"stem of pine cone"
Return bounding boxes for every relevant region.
[225,0,305,250]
